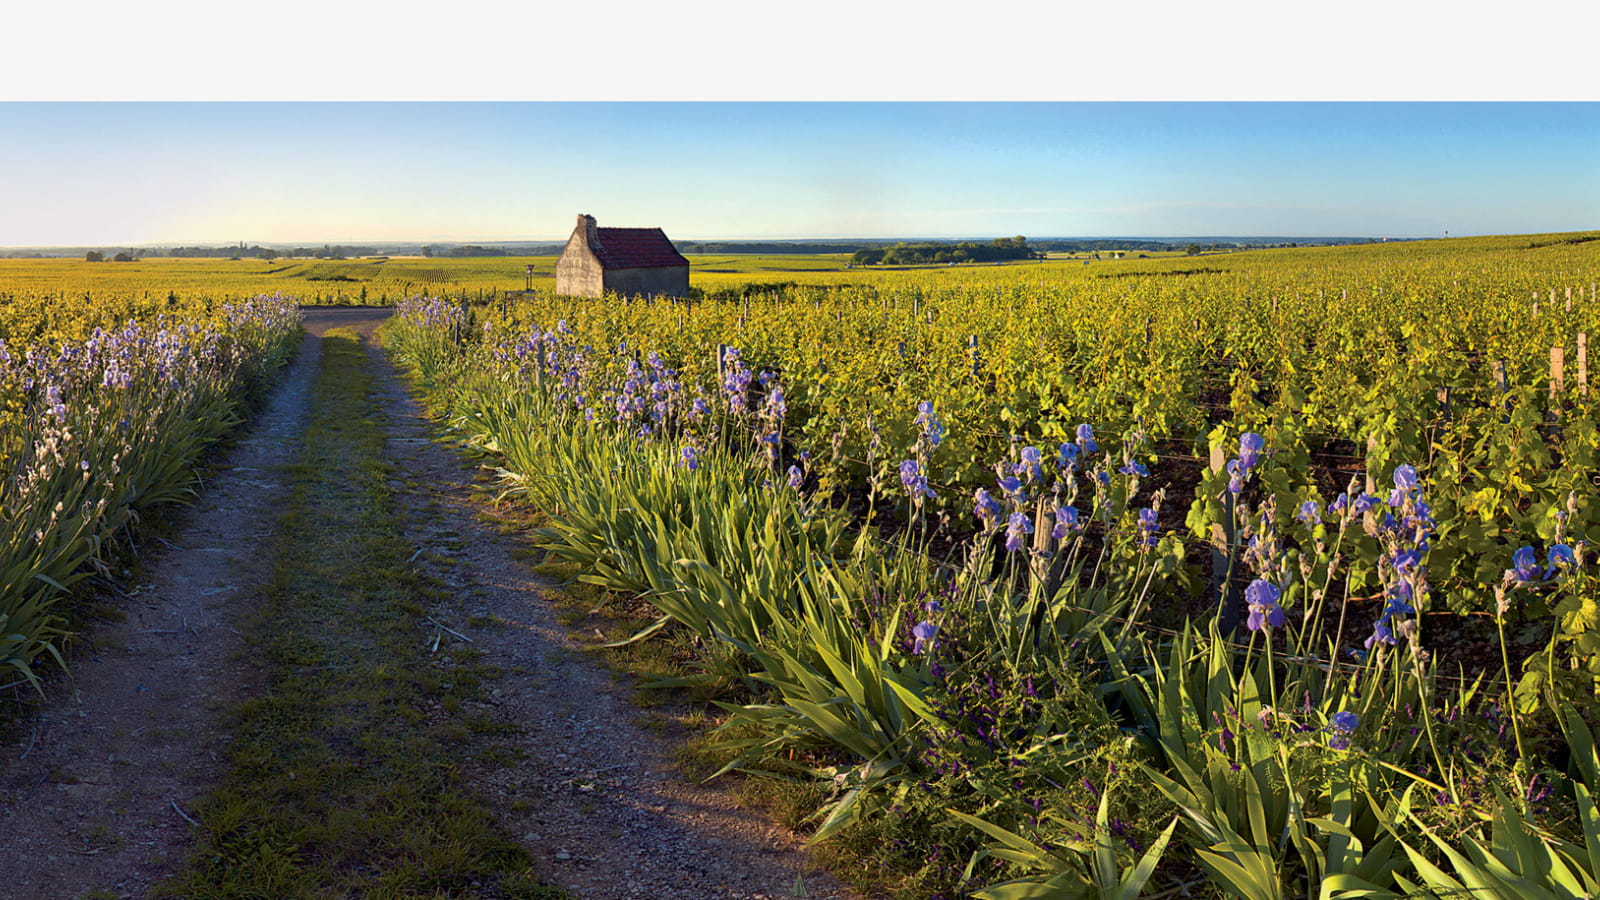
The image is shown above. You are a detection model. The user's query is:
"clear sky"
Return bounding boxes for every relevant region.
[1,102,1595,246]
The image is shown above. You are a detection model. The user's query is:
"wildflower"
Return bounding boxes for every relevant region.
[1364,622,1397,650]
[1119,460,1149,477]
[1296,500,1320,525]
[1226,459,1246,494]
[1245,579,1286,631]
[1075,423,1097,454]
[787,465,804,489]
[1136,508,1160,548]
[1058,441,1080,468]
[1329,711,1359,750]
[1510,545,1540,583]
[997,474,1025,499]
[690,397,710,419]
[1238,432,1265,469]
[973,488,1003,523]
[1547,544,1579,579]
[915,400,945,449]
[899,459,935,500]
[1016,446,1044,482]
[1005,512,1034,553]
[764,384,787,421]
[912,620,939,655]
[1052,505,1080,539]
[1353,493,1381,515]
[680,446,700,470]
[1393,464,1419,492]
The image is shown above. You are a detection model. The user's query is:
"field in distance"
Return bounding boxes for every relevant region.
[0,231,1595,304]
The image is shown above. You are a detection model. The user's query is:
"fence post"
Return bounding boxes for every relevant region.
[533,341,546,393]
[1552,345,1566,400]
[968,334,980,379]
[1209,443,1240,635]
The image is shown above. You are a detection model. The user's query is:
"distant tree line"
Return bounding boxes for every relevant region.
[852,237,1039,266]
[676,241,871,255]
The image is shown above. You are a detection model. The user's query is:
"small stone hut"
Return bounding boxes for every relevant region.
[555,214,690,299]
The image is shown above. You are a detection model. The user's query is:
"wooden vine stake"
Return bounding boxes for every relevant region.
[1551,345,1566,401]
[1208,443,1240,635]
[1579,333,1590,397]
[533,341,546,393]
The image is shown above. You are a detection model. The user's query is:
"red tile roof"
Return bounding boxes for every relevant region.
[592,227,689,270]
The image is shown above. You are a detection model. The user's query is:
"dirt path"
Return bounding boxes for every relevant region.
[0,309,391,898]
[369,335,862,899]
[0,308,860,899]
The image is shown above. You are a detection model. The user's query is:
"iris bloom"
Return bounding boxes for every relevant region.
[912,620,939,655]
[1296,500,1320,525]
[1238,432,1265,469]
[1076,423,1097,454]
[973,488,1002,523]
[1393,464,1419,492]
[1511,545,1539,583]
[1005,512,1033,552]
[1245,579,1286,631]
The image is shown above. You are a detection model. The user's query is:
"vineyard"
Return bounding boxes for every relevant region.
[5,231,1600,897]
[384,231,1600,896]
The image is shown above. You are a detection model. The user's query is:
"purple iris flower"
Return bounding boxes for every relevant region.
[1075,423,1098,454]
[1511,545,1540,582]
[1392,549,1423,573]
[1226,459,1246,494]
[680,446,700,470]
[1329,711,1359,749]
[1119,460,1149,477]
[1547,544,1579,578]
[900,459,935,500]
[1016,446,1044,482]
[1136,508,1160,548]
[915,401,945,450]
[1238,432,1265,469]
[997,475,1024,498]
[1353,493,1381,515]
[1365,622,1397,650]
[1005,512,1033,552]
[1245,579,1286,631]
[912,620,939,655]
[1052,505,1080,539]
[1059,442,1080,468]
[788,465,804,489]
[1393,464,1419,492]
[1296,500,1320,525]
[974,488,1002,523]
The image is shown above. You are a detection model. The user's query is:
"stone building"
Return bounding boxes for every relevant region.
[554,214,690,299]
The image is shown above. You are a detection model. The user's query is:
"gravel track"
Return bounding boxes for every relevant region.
[0,307,862,899]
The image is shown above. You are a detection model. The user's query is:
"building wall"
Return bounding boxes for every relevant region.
[602,266,690,299]
[555,230,604,297]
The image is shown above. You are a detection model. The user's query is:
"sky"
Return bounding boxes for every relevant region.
[2,101,1594,246]
[2,1,1596,247]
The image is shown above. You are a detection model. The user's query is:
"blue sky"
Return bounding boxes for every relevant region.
[1,102,1595,245]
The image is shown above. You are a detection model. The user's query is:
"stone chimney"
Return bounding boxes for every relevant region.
[577,214,598,249]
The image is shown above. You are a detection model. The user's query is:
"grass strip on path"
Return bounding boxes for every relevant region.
[156,328,564,899]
